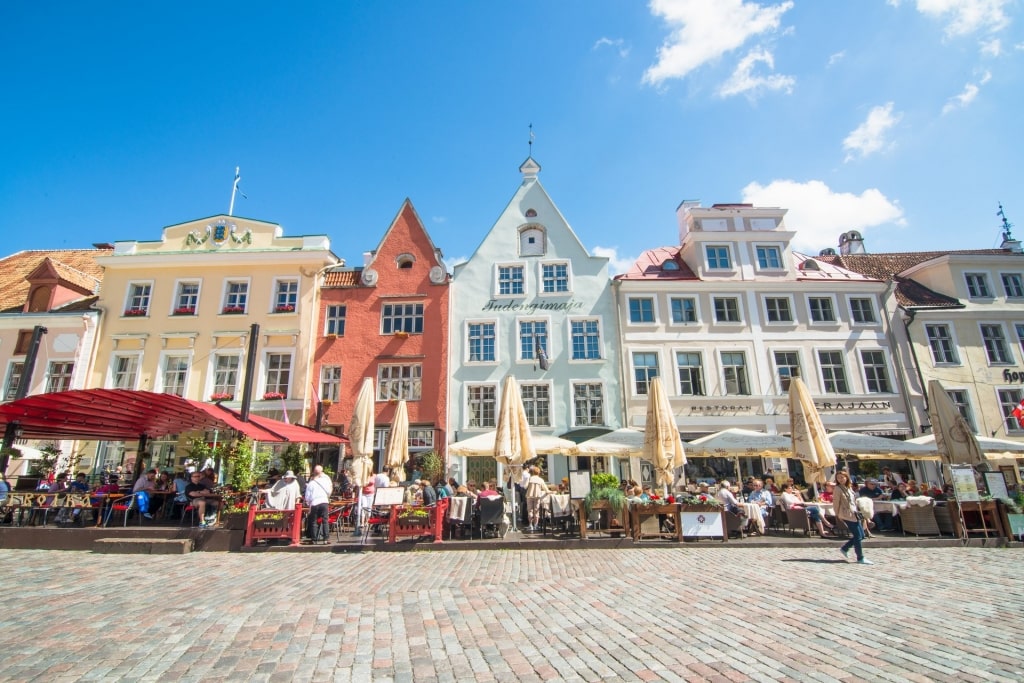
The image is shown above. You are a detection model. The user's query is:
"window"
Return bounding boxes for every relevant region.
[174,282,199,315]
[382,302,424,334]
[125,282,151,316]
[468,385,497,428]
[573,383,604,426]
[713,297,740,323]
[518,226,546,257]
[774,351,800,392]
[756,246,782,269]
[497,266,524,295]
[946,390,977,432]
[519,321,547,362]
[378,363,422,400]
[675,352,705,396]
[223,281,249,313]
[541,263,570,293]
[808,297,837,323]
[764,297,793,323]
[264,353,292,396]
[925,324,959,364]
[670,297,697,323]
[162,355,189,397]
[14,331,31,355]
[468,323,496,362]
[981,324,1012,364]
[213,354,240,397]
[4,362,24,400]
[274,279,298,312]
[849,298,876,324]
[408,428,434,450]
[325,305,347,336]
[570,319,601,360]
[999,388,1024,433]
[965,273,991,298]
[860,350,892,393]
[1016,324,1024,357]
[721,352,750,395]
[520,384,550,427]
[110,354,139,390]
[632,352,659,394]
[320,365,341,402]
[1002,273,1024,298]
[705,245,732,269]
[818,350,850,394]
[628,298,655,323]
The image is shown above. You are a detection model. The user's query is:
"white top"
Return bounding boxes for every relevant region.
[304,474,333,506]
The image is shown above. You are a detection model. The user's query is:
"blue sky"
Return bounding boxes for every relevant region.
[3,1,1022,274]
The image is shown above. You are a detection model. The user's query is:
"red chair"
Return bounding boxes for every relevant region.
[104,493,142,527]
[179,503,198,527]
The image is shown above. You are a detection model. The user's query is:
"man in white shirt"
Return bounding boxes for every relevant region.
[304,465,333,543]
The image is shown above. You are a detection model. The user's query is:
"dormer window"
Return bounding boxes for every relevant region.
[800,259,821,271]
[519,224,546,257]
[661,260,680,271]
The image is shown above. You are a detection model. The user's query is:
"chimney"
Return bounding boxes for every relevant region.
[839,230,866,255]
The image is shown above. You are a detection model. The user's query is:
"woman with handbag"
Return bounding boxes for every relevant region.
[834,471,873,565]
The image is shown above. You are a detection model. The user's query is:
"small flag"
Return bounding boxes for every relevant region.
[280,395,290,425]
[1013,399,1024,428]
[536,341,549,371]
[234,167,247,200]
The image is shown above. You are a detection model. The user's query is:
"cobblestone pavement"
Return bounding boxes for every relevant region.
[0,546,1020,683]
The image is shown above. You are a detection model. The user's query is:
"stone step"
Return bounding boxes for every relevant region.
[93,538,193,554]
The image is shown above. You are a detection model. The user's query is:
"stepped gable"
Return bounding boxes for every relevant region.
[615,246,698,280]
[0,248,108,312]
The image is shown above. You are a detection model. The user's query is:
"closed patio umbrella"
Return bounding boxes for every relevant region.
[493,375,536,533]
[927,379,986,471]
[642,377,686,494]
[788,377,836,486]
[348,377,376,488]
[384,399,409,483]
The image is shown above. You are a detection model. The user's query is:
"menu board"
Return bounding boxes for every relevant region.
[950,465,980,502]
[568,470,591,500]
[984,471,1009,501]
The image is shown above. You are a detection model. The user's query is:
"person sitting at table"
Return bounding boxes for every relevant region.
[746,478,774,527]
[888,481,909,500]
[524,466,551,532]
[132,469,158,520]
[715,480,741,515]
[184,471,219,528]
[263,470,300,510]
[478,480,501,499]
[819,481,835,503]
[780,484,833,537]
[858,478,886,533]
[763,476,780,494]
[199,467,218,489]
[905,479,920,495]
[420,479,437,506]
[455,483,477,501]
[625,486,645,505]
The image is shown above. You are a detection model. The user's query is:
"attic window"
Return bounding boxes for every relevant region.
[800,259,821,271]
[661,260,680,271]
[396,253,415,269]
[518,224,546,257]
[525,209,538,218]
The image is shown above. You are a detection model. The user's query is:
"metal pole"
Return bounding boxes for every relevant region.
[239,323,260,421]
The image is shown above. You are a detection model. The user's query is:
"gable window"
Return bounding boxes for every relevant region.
[162,355,190,397]
[705,245,732,270]
[860,350,892,393]
[670,297,697,323]
[497,266,524,295]
[518,225,546,257]
[274,279,299,313]
[570,319,601,360]
[764,297,793,323]
[925,324,959,364]
[213,354,241,397]
[756,245,782,269]
[320,365,341,402]
[1002,273,1024,298]
[818,350,850,394]
[382,302,424,334]
[223,281,249,314]
[572,383,604,426]
[520,383,550,427]
[808,297,837,323]
[721,352,750,395]
[946,389,977,432]
[519,320,547,362]
[378,363,422,401]
[632,352,659,395]
[980,324,1012,364]
[965,273,991,298]
[849,297,876,324]
[325,305,347,336]
[541,263,570,293]
[999,388,1024,433]
[467,385,497,428]
[468,322,496,362]
[774,351,800,393]
[676,352,705,396]
[3,362,24,401]
[713,297,740,323]
[628,298,655,323]
[174,282,199,315]
[110,354,139,390]
[124,282,152,316]
[264,353,292,397]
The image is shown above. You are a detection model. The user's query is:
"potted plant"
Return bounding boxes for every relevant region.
[262,392,286,401]
[210,392,234,402]
[173,306,196,315]
[221,500,251,530]
[676,492,723,512]
[1003,490,1024,539]
[274,304,296,313]
[222,305,245,314]
[583,473,627,527]
[397,508,430,525]
[123,308,147,317]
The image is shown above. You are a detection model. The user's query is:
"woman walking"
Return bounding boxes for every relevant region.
[834,471,873,565]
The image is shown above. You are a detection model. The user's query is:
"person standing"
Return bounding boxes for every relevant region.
[835,471,872,565]
[524,466,550,532]
[263,470,301,511]
[304,465,333,543]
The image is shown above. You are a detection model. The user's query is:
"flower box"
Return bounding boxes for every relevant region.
[252,513,287,530]
[262,392,286,401]
[320,399,333,407]
[222,511,249,530]
[210,393,234,402]
[394,331,410,338]
[123,308,148,317]
[274,304,296,313]
[173,307,196,316]
[222,306,245,314]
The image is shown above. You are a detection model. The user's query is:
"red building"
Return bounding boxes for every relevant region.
[312,199,450,471]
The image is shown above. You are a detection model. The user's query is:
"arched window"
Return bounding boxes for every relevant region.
[518,224,546,257]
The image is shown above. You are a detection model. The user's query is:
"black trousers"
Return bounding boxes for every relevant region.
[306,503,329,541]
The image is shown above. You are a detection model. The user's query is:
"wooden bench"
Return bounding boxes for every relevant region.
[93,538,194,554]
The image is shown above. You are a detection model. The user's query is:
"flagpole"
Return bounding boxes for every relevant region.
[229,166,243,216]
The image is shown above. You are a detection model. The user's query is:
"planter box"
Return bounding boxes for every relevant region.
[222,512,248,530]
[631,503,682,542]
[679,506,726,542]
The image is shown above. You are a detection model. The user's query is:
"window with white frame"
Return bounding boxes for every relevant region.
[467,322,496,362]
[670,297,697,323]
[519,320,547,362]
[756,245,783,269]
[925,324,959,364]
[572,383,604,426]
[377,363,422,400]
[818,350,850,394]
[1016,324,1024,357]
[382,302,424,334]
[223,280,249,313]
[541,262,569,293]
[408,427,434,450]
[174,281,199,315]
[705,245,732,270]
[320,365,341,402]
[213,354,241,397]
[3,361,24,401]
[808,296,837,323]
[110,354,139,390]
[764,297,793,323]
[773,351,800,393]
[274,279,298,312]
[520,383,550,427]
[497,265,524,296]
[965,273,991,298]
[946,389,977,432]
[45,362,74,393]
[162,355,189,396]
[325,305,346,336]
[264,353,292,396]
[570,319,601,360]
[720,351,750,395]
[628,297,655,323]
[713,297,741,323]
[675,352,705,396]
[632,352,659,395]
[860,350,892,393]
[124,282,152,316]
[1002,273,1024,298]
[980,324,1012,364]
[849,297,877,324]
[999,388,1024,433]
[467,385,497,428]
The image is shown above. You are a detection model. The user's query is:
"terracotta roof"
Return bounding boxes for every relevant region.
[792,253,879,281]
[615,247,699,280]
[323,269,361,288]
[815,252,973,309]
[0,249,108,313]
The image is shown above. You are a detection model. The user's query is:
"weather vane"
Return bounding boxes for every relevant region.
[528,123,534,157]
[998,202,1013,241]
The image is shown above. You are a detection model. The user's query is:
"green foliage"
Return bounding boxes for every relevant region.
[590,472,620,490]
[28,443,62,476]
[225,438,271,490]
[279,443,307,477]
[418,451,444,484]
[584,486,627,518]
[858,461,880,479]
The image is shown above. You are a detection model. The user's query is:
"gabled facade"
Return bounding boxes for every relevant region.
[88,215,338,471]
[314,200,449,471]
[449,158,623,485]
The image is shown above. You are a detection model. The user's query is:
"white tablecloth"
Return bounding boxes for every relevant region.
[738,502,765,533]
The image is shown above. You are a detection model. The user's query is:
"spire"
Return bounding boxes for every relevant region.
[998,202,1021,252]
[520,124,541,179]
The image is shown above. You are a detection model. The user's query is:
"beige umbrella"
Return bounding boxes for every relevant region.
[908,433,1024,458]
[348,377,376,488]
[642,377,686,492]
[686,429,793,458]
[788,377,836,485]
[927,379,986,470]
[449,431,577,456]
[384,399,409,483]
[494,375,536,532]
[828,431,939,460]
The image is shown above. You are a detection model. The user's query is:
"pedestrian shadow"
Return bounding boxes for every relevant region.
[780,558,848,564]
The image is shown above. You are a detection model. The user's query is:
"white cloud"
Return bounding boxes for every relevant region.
[643,0,794,86]
[843,102,903,162]
[827,50,846,67]
[717,47,795,98]
[741,179,905,253]
[592,246,636,275]
[594,37,631,58]
[941,71,989,113]
[980,37,1002,55]
[914,0,1011,37]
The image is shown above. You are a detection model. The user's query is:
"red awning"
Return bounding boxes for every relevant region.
[196,402,346,444]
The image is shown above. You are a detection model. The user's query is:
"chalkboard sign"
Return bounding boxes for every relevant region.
[568,470,590,500]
